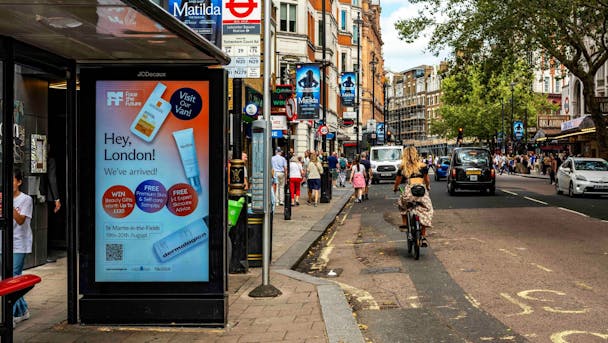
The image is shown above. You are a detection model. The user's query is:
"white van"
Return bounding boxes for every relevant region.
[369,145,403,184]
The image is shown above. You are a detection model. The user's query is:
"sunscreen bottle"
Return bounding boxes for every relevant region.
[130,82,172,142]
[153,218,209,262]
[173,128,202,193]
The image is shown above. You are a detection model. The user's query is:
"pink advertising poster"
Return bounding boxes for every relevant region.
[95,80,210,282]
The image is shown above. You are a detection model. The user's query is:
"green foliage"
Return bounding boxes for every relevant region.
[395,0,608,155]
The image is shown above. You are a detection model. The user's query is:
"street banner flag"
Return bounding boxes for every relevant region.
[340,72,356,107]
[296,63,321,120]
[513,120,524,140]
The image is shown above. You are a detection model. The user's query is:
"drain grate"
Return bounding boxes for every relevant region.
[360,266,402,275]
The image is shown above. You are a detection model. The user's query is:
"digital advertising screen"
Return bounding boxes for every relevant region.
[95,80,210,283]
[340,72,356,107]
[295,63,320,120]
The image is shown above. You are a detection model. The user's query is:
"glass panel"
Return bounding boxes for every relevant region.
[289,5,296,32]
[14,63,66,270]
[280,3,287,31]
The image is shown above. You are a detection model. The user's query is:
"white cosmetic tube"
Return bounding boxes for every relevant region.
[173,128,202,193]
[153,218,209,262]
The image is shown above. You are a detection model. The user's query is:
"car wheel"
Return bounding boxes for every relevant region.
[555,179,562,194]
[448,181,456,195]
[568,182,576,198]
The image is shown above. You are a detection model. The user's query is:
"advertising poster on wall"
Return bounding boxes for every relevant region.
[295,63,321,120]
[95,80,210,283]
[167,0,223,48]
[340,72,356,107]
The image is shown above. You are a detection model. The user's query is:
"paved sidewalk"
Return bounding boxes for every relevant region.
[14,188,363,343]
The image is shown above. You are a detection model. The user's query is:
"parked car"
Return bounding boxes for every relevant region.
[555,157,608,197]
[434,156,451,180]
[447,147,495,195]
[369,145,403,184]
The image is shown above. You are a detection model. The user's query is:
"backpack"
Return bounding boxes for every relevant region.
[339,158,347,169]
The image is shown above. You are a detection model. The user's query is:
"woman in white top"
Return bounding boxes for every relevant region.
[289,156,304,206]
[12,168,33,325]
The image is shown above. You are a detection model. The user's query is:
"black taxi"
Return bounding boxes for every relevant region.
[447,147,495,195]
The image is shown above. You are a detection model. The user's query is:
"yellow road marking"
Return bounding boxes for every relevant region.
[500,293,533,316]
[464,294,481,309]
[518,289,564,302]
[550,330,608,343]
[542,306,589,314]
[530,263,553,272]
[574,281,593,290]
[499,248,518,257]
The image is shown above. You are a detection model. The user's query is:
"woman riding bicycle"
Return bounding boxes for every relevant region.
[393,146,434,244]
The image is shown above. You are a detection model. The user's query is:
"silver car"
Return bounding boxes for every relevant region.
[555,157,608,197]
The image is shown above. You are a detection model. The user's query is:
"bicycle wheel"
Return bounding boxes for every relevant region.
[407,227,414,256]
[413,221,421,260]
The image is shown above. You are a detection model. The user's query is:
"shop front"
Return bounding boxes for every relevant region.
[1,0,230,332]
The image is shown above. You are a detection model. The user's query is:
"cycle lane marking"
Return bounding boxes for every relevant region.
[501,189,519,196]
[558,207,589,217]
[524,196,548,205]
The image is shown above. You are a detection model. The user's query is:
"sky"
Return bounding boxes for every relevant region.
[380,0,447,72]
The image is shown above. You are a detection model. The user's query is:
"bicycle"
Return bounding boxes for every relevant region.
[397,184,426,260]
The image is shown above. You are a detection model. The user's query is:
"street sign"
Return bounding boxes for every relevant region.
[245,103,258,116]
[285,97,296,120]
[319,125,329,135]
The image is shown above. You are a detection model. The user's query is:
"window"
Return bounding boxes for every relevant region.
[353,24,359,44]
[280,3,296,32]
[544,76,550,93]
[341,53,347,72]
[318,20,323,45]
[555,79,561,93]
[352,0,359,5]
[340,10,347,31]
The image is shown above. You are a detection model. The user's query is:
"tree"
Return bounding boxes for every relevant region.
[397,0,608,157]
[430,59,557,151]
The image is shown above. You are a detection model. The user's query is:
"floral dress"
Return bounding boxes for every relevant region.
[396,166,434,227]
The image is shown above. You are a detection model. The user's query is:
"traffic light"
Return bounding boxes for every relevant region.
[457,127,463,139]
[387,130,392,142]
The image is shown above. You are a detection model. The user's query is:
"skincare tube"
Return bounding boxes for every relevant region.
[153,218,209,262]
[130,82,172,142]
[173,128,202,193]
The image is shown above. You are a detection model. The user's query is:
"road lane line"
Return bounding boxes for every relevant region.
[465,294,481,309]
[499,248,518,257]
[574,281,593,290]
[530,263,552,272]
[558,207,589,217]
[524,196,548,205]
[501,189,519,196]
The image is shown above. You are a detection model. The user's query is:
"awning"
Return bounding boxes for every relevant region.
[0,0,230,64]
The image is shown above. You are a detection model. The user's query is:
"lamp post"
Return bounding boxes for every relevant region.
[383,81,388,143]
[370,56,378,146]
[320,0,330,203]
[510,82,515,151]
[501,99,505,154]
[355,12,362,155]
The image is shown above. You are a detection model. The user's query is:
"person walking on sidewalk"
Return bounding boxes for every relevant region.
[549,154,557,184]
[349,156,366,203]
[337,153,348,187]
[327,151,339,188]
[360,152,372,200]
[306,152,323,207]
[289,155,304,206]
[272,148,287,205]
[12,168,34,326]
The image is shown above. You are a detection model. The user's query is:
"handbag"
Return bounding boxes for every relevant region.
[410,184,426,197]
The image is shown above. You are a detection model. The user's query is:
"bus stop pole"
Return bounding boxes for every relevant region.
[249,0,281,297]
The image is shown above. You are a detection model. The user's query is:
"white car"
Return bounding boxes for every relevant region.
[555,157,608,197]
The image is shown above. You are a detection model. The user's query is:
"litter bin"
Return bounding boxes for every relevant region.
[247,211,272,267]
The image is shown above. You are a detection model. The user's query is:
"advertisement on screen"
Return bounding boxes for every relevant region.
[95,80,210,282]
[295,63,320,120]
[340,72,356,107]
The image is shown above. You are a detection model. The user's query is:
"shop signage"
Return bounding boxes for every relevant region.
[271,130,283,138]
[95,80,210,282]
[167,0,223,48]
[340,72,356,107]
[270,114,288,130]
[343,111,356,120]
[245,86,263,116]
[561,115,587,131]
[295,63,321,120]
[271,84,294,108]
[595,97,608,114]
[537,115,567,129]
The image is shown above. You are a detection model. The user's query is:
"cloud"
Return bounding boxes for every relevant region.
[381,2,448,72]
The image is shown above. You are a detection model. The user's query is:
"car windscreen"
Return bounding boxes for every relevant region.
[574,160,608,171]
[455,150,491,167]
[372,148,402,161]
[439,158,450,165]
